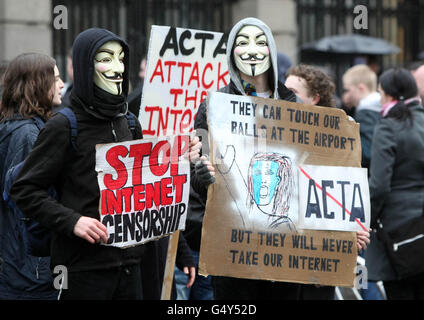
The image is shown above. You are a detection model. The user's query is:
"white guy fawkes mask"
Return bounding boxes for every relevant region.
[94,41,125,95]
[233,25,271,77]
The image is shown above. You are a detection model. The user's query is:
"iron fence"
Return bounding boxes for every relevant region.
[297,0,424,96]
[52,0,237,87]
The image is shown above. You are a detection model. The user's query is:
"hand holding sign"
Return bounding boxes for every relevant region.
[74,216,108,244]
[187,136,202,163]
[356,229,371,251]
[183,266,196,288]
[195,155,216,186]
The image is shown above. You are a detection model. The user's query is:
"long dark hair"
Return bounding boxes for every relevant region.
[379,68,418,125]
[0,53,56,122]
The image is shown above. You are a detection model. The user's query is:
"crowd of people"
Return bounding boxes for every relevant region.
[0,16,424,300]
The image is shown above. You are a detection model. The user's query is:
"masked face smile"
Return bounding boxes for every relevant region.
[233,25,271,77]
[94,41,125,95]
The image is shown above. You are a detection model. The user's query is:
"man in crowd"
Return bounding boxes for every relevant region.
[191,17,302,300]
[10,28,201,299]
[342,64,381,170]
[190,18,370,298]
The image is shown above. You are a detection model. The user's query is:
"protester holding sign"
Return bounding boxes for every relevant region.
[193,17,303,300]
[10,28,202,300]
[0,53,64,300]
[195,18,371,299]
[10,28,144,300]
[365,68,424,300]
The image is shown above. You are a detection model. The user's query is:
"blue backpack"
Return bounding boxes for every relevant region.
[2,108,137,257]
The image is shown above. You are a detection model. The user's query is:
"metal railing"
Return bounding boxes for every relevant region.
[297,0,424,96]
[51,0,237,88]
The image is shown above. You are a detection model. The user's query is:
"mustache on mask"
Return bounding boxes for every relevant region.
[103,72,123,81]
[240,54,267,62]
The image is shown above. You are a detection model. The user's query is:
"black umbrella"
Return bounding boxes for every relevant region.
[301,34,400,55]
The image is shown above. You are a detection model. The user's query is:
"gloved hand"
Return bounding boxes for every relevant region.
[195,156,216,187]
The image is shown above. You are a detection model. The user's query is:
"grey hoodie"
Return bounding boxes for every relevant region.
[226,17,281,100]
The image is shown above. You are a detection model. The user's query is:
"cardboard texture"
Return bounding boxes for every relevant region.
[199,92,362,287]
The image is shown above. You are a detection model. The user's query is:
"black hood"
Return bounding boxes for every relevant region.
[72,28,130,108]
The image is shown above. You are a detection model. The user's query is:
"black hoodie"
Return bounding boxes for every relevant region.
[10,28,145,273]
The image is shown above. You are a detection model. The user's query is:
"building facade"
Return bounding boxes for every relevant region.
[1,0,424,90]
[1,0,297,86]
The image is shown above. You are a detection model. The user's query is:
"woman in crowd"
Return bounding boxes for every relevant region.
[365,68,424,299]
[0,52,64,299]
[285,64,337,108]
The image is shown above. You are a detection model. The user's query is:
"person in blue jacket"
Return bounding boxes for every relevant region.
[0,52,64,299]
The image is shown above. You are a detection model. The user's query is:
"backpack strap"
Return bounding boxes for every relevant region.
[31,116,45,131]
[58,107,78,151]
[56,108,136,148]
[0,117,45,146]
[125,112,137,139]
[2,162,25,210]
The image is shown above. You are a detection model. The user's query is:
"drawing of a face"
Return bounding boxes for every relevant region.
[233,25,271,77]
[247,153,294,229]
[252,160,280,206]
[94,41,125,95]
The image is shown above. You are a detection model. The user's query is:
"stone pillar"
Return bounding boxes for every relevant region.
[232,0,298,65]
[0,0,52,64]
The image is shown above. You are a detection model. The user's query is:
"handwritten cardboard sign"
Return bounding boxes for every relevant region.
[199,92,362,287]
[95,136,190,248]
[140,25,229,137]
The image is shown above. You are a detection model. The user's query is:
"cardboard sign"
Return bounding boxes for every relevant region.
[199,92,362,287]
[298,165,370,232]
[140,25,229,137]
[95,136,191,248]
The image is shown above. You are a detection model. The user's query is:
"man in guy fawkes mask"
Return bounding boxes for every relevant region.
[11,28,201,300]
[182,18,302,300]
[94,41,125,95]
[71,29,129,120]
